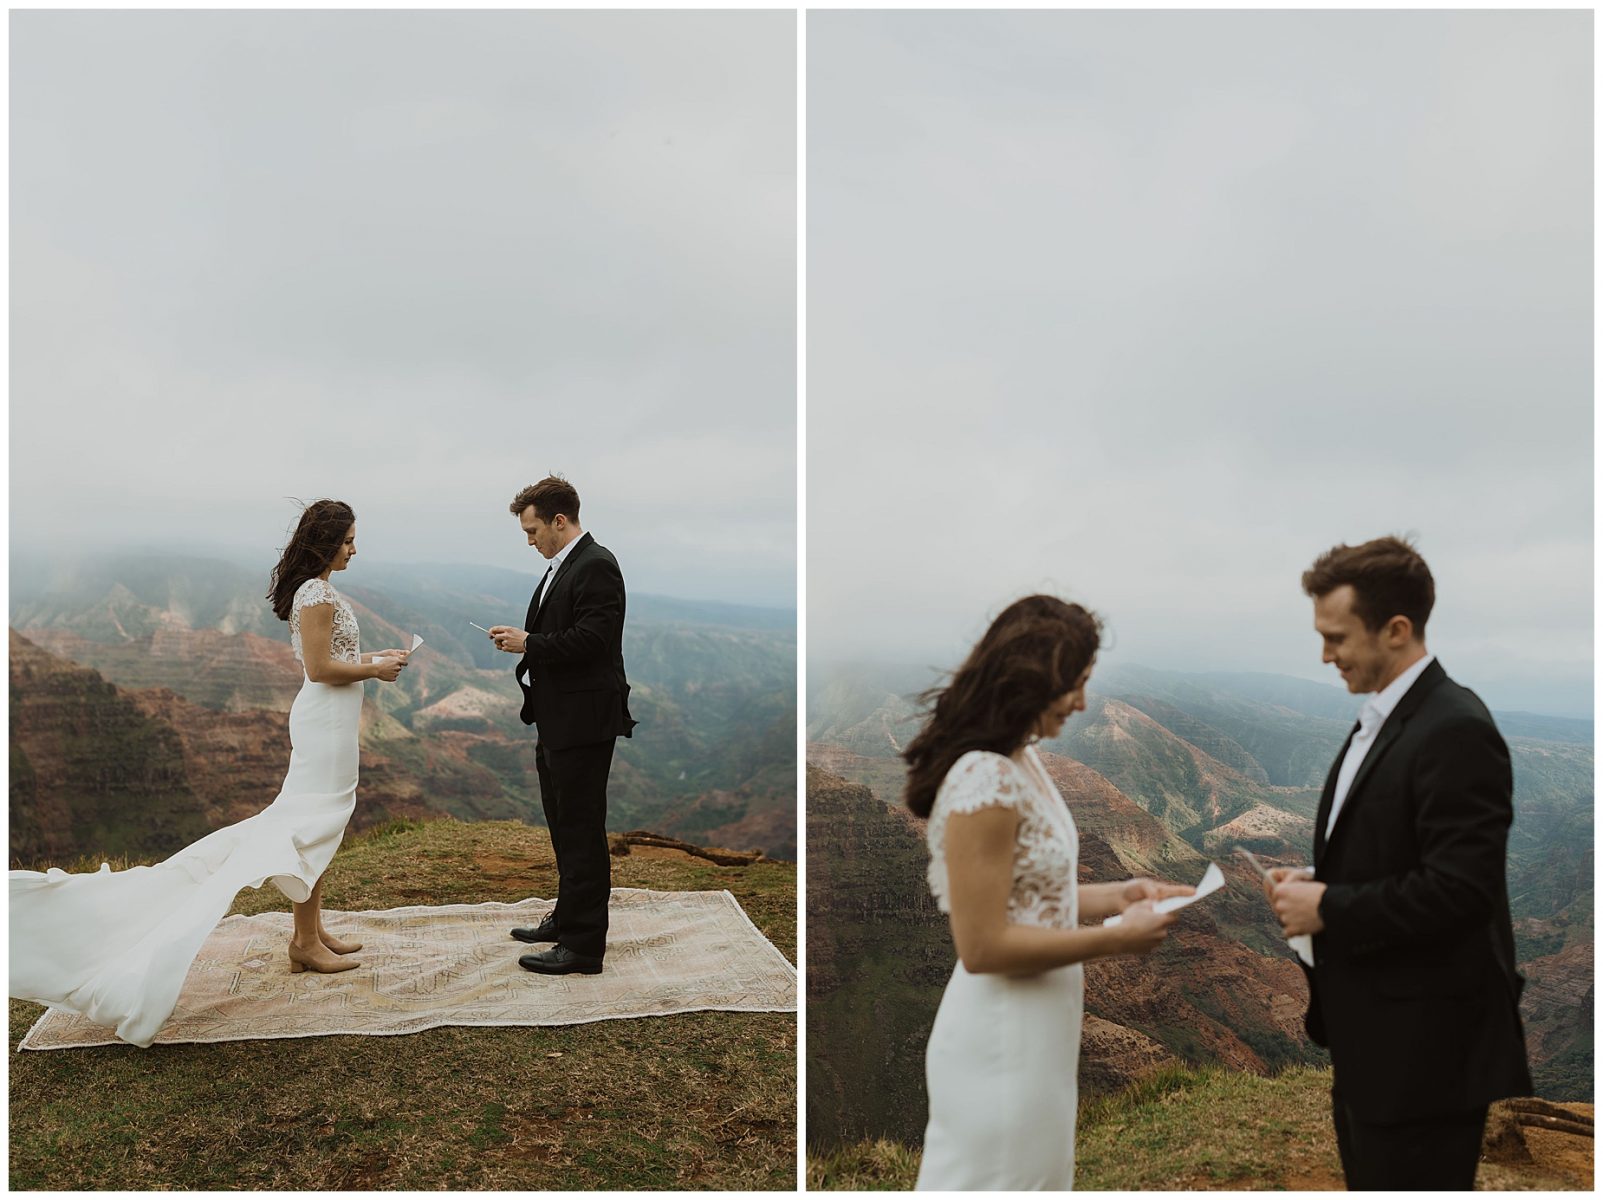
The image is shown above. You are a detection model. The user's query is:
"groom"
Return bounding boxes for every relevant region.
[1268,537,1531,1189]
[489,476,636,976]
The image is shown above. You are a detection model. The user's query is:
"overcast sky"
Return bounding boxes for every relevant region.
[12,10,795,608]
[809,10,1592,717]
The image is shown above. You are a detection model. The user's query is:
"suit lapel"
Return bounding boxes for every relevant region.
[533,533,593,626]
[1319,659,1448,862]
[1321,719,1407,860]
[525,568,549,629]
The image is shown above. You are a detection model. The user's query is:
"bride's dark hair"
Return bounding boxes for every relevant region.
[902,595,1102,819]
[268,499,355,621]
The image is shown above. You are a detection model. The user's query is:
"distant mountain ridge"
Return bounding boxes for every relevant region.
[12,552,795,642]
[11,552,796,861]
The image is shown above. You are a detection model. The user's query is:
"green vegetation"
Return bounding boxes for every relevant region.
[810,1064,1590,1191]
[1076,1064,1339,1189]
[809,1064,1342,1190]
[807,1137,922,1191]
[10,818,795,1191]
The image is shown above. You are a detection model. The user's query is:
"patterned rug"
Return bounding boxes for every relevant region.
[20,888,795,1050]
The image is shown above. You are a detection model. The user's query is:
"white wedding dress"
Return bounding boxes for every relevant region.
[10,578,364,1047]
[916,744,1083,1191]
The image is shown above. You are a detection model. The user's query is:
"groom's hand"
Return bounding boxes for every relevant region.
[1262,865,1312,905]
[488,625,527,654]
[1272,879,1327,937]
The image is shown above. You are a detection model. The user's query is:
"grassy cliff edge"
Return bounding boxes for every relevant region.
[808,1064,1591,1192]
[10,818,796,1191]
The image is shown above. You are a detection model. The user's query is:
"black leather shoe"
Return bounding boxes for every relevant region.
[518,945,603,975]
[510,917,560,944]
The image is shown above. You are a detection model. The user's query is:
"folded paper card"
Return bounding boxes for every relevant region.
[1103,861,1224,926]
[373,634,423,665]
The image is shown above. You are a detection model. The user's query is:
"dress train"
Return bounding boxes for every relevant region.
[9,678,361,1047]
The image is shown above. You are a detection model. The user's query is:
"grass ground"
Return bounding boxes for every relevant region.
[808,1064,1592,1191]
[10,818,796,1191]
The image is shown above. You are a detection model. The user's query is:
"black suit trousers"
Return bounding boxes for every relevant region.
[535,737,615,960]
[1332,1091,1487,1190]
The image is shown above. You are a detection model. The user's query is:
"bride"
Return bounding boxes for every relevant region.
[9,499,410,1047]
[902,595,1193,1190]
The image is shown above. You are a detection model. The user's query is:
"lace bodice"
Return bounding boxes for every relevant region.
[926,745,1079,929]
[289,578,361,667]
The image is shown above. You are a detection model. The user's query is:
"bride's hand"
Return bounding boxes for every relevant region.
[373,657,404,682]
[1114,900,1177,954]
[375,649,410,665]
[1120,877,1195,910]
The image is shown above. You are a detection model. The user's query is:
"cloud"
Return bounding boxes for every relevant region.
[11,10,795,608]
[809,10,1591,714]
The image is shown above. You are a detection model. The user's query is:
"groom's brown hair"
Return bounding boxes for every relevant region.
[510,476,581,524]
[1302,536,1434,636]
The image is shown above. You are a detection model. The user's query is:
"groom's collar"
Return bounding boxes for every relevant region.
[548,530,587,573]
[1362,651,1435,728]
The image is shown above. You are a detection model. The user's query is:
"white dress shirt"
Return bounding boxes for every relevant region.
[518,534,584,685]
[1325,652,1436,839]
[1287,652,1438,968]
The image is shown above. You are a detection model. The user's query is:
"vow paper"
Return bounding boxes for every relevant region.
[1103,861,1224,926]
[373,634,423,665]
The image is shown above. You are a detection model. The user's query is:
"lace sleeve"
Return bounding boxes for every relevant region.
[926,751,1026,914]
[294,578,336,610]
[934,751,1024,818]
[289,577,355,666]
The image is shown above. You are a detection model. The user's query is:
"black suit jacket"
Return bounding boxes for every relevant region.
[1303,659,1532,1123]
[514,532,636,751]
